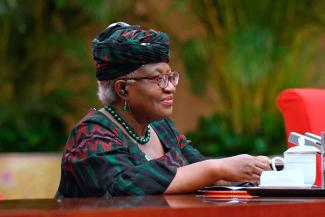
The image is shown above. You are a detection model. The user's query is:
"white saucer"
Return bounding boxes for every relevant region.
[259,184,313,189]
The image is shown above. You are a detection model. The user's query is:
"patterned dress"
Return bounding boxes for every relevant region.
[57,109,206,198]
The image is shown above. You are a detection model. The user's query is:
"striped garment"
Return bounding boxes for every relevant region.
[56,109,206,198]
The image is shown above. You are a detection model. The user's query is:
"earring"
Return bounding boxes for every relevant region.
[123,100,128,112]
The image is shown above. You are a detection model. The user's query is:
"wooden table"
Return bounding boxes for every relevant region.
[1,194,325,217]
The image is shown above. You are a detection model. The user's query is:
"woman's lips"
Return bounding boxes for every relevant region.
[161,96,174,106]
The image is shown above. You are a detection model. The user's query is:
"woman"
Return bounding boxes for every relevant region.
[57,22,270,198]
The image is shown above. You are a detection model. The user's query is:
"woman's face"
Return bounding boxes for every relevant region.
[126,62,177,122]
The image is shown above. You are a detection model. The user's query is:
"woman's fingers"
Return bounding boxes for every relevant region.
[252,166,264,176]
[250,157,271,184]
[254,160,271,171]
[250,173,261,185]
[256,156,272,165]
[223,154,271,183]
[241,173,260,185]
[241,158,268,182]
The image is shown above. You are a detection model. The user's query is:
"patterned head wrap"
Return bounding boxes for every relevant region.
[92,22,170,80]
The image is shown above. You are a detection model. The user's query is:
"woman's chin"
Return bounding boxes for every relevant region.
[162,106,173,116]
[152,107,173,121]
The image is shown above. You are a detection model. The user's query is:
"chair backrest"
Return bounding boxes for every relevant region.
[277,88,325,147]
[277,88,325,186]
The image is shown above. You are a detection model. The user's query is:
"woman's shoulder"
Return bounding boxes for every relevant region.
[73,108,114,130]
[68,108,119,144]
[64,108,126,155]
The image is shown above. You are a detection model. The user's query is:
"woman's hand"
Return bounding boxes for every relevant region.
[165,154,271,194]
[217,154,271,185]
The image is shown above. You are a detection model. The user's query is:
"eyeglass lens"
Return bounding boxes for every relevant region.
[158,72,179,88]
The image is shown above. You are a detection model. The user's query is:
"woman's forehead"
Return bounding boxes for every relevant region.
[137,62,171,75]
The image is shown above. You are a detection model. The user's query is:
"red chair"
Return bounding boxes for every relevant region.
[277,88,325,186]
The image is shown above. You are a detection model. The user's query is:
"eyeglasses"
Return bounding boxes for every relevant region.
[125,71,179,89]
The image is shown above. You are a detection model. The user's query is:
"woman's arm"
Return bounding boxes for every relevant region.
[165,154,271,194]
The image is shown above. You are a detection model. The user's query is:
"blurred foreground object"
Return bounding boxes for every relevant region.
[0,153,60,199]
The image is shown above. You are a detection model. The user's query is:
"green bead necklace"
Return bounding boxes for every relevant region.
[105,105,150,144]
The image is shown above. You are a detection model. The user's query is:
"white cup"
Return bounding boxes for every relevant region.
[260,170,304,187]
[271,155,316,186]
[269,137,318,186]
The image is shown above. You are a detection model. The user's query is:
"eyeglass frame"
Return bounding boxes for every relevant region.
[120,71,180,89]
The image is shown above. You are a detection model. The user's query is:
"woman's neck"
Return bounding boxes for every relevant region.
[110,104,149,137]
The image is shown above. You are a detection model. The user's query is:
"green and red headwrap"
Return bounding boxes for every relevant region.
[92,22,170,80]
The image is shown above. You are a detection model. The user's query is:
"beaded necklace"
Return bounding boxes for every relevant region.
[104,105,150,144]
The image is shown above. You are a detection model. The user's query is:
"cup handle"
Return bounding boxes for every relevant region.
[271,156,284,171]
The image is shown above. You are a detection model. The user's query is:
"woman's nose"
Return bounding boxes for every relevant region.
[163,80,176,93]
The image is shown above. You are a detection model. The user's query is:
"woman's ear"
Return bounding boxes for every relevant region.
[115,80,128,100]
